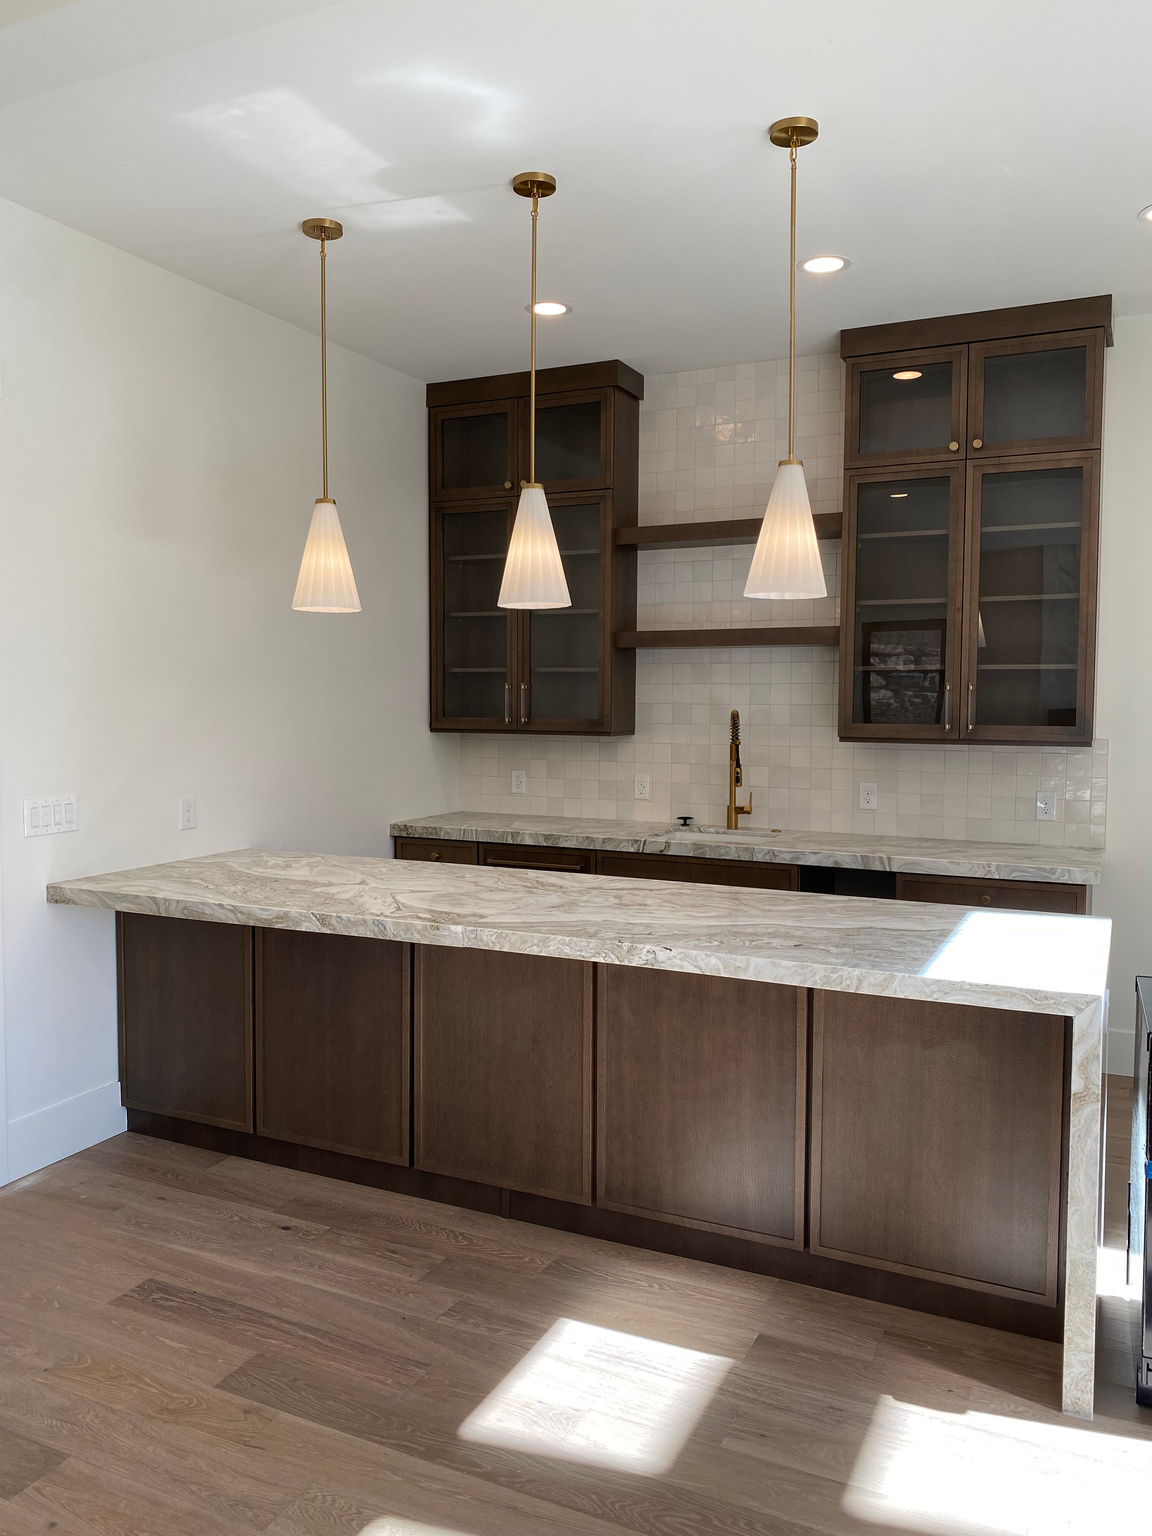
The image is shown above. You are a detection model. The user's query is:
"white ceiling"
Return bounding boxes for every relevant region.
[3,0,1152,383]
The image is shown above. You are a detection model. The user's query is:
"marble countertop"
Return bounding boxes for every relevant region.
[390,812,1104,885]
[48,848,1110,1017]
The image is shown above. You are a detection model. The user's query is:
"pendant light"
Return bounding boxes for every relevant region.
[292,217,361,613]
[745,118,828,601]
[497,172,571,611]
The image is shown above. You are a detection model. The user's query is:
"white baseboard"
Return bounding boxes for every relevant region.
[6,1081,126,1182]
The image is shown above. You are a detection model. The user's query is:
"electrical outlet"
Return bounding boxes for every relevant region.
[179,796,197,831]
[859,782,878,811]
[23,794,78,837]
[511,771,526,794]
[634,773,651,801]
[1036,792,1058,821]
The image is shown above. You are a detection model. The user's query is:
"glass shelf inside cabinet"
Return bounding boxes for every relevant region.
[981,347,1086,447]
[442,507,509,719]
[858,361,953,458]
[851,477,952,726]
[440,411,510,492]
[535,400,602,483]
[530,502,601,721]
[974,466,1083,728]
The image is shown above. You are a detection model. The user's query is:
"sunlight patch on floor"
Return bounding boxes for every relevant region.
[844,1394,1152,1534]
[457,1317,733,1475]
[358,1522,471,1536]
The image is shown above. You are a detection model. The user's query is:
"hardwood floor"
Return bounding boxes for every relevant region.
[0,1077,1148,1535]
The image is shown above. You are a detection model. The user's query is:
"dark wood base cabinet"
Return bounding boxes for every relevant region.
[415,946,593,1202]
[256,929,409,1164]
[811,990,1065,1302]
[118,913,253,1132]
[117,918,1070,1342]
[597,968,805,1244]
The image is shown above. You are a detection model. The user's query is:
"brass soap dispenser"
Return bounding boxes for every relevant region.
[727,710,753,830]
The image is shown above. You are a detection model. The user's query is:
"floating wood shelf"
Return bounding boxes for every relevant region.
[614,626,840,650]
[614,512,842,550]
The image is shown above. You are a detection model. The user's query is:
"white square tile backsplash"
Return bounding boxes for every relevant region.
[459,354,1107,850]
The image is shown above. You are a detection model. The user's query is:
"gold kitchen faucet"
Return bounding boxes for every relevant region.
[727,709,753,830]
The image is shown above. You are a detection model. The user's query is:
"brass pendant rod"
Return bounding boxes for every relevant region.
[787,135,797,463]
[319,233,329,501]
[529,191,538,485]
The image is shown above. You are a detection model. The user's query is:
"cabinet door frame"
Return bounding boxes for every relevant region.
[959,450,1099,745]
[844,345,968,469]
[430,496,518,732]
[838,462,967,742]
[518,386,613,493]
[967,329,1105,459]
[430,399,518,501]
[519,488,615,734]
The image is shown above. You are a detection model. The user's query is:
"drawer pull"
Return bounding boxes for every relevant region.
[486,857,584,872]
[431,851,441,860]
[980,893,991,905]
[948,440,959,451]
[972,437,983,449]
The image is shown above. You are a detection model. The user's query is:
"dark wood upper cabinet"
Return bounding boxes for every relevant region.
[429,361,640,735]
[839,464,967,741]
[961,452,1099,743]
[967,332,1104,458]
[839,297,1107,744]
[430,400,517,500]
[845,346,966,469]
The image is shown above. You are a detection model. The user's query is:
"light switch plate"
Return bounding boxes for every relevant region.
[634,774,651,801]
[859,782,878,811]
[1036,792,1058,821]
[511,771,526,794]
[24,794,78,837]
[180,796,197,830]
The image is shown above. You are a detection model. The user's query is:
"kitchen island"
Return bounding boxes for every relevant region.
[49,848,1111,1417]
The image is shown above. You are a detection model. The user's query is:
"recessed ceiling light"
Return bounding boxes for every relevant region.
[800,255,849,274]
[892,369,923,381]
[890,492,909,499]
[526,300,570,315]
[1138,205,1152,224]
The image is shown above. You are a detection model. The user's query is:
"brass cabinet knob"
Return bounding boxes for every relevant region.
[432,851,441,860]
[504,480,512,489]
[980,893,991,905]
[972,438,983,449]
[948,441,959,451]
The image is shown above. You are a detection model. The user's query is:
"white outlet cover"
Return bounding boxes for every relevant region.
[859,782,878,811]
[179,795,197,830]
[511,771,527,794]
[634,773,651,800]
[1036,792,1058,821]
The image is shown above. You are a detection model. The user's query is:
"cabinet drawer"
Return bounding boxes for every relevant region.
[895,872,1085,914]
[395,837,478,865]
[598,851,797,890]
[478,843,595,874]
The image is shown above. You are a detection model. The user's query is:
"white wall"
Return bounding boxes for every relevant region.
[1095,313,1152,1074]
[0,197,458,1181]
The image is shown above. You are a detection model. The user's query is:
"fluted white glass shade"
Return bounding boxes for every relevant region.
[744,460,827,600]
[497,484,571,609]
[292,498,361,612]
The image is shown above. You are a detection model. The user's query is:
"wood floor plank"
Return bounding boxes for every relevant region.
[0,1419,69,1498]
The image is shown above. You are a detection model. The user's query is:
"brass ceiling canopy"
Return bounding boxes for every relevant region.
[301,217,344,240]
[511,172,557,200]
[768,116,819,148]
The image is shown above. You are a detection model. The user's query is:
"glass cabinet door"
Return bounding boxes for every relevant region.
[521,391,607,490]
[968,333,1104,458]
[437,504,515,728]
[846,348,966,468]
[525,498,605,729]
[840,468,965,739]
[432,402,517,500]
[963,456,1096,741]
